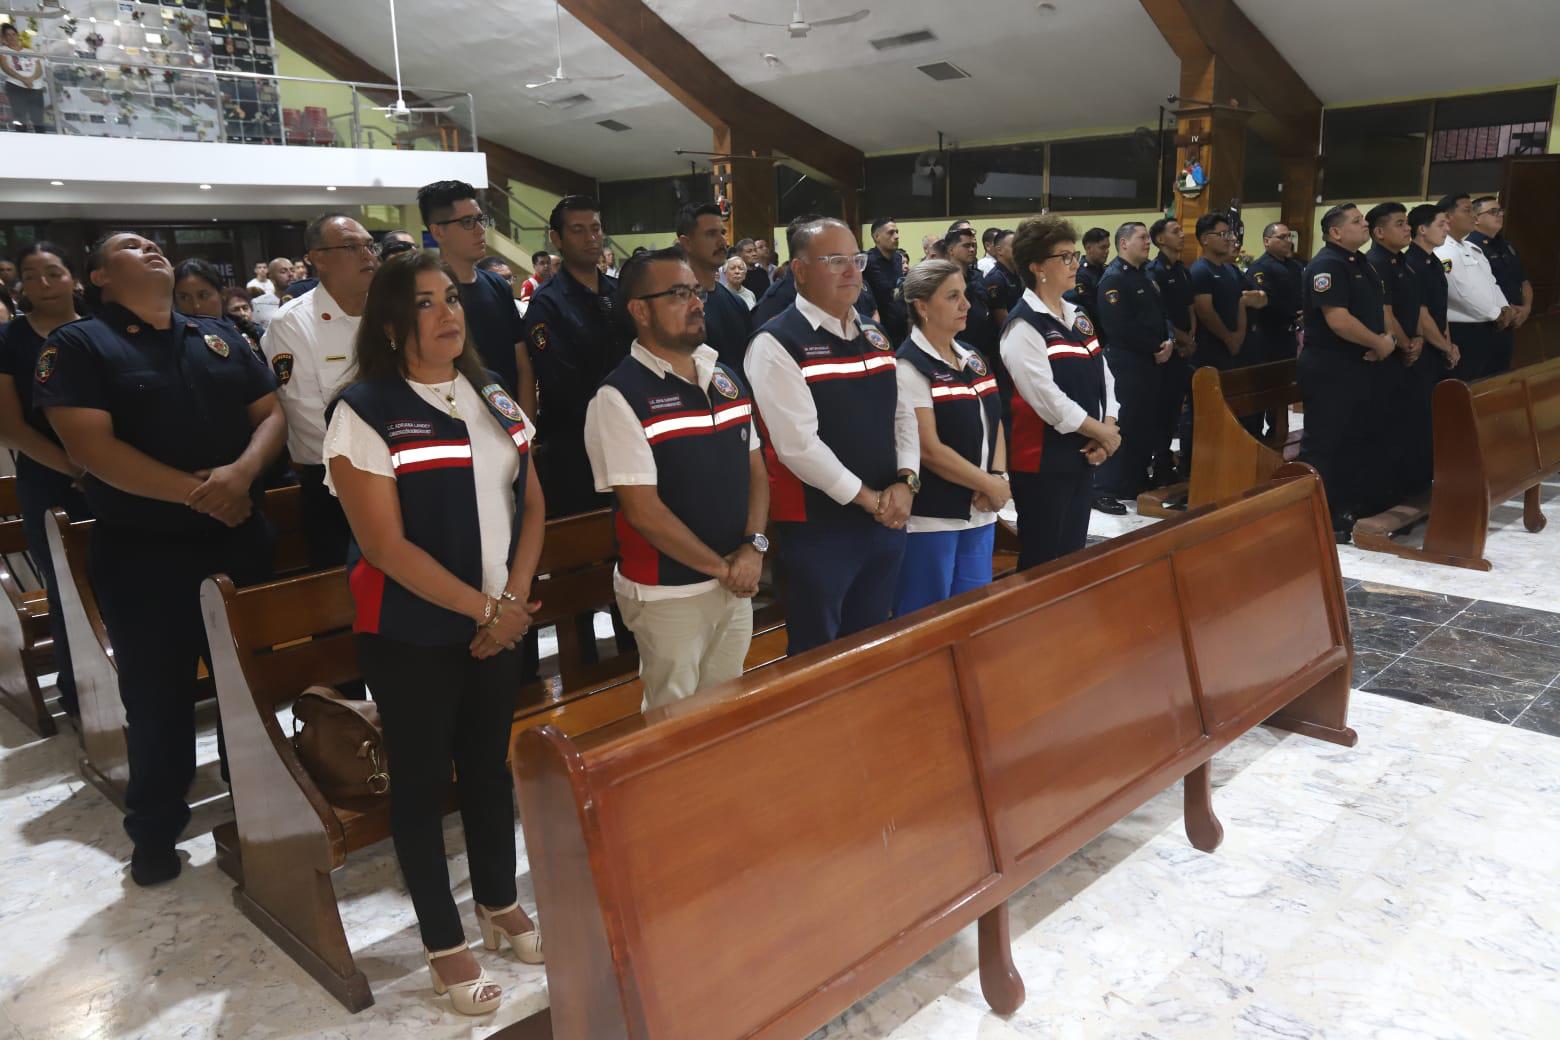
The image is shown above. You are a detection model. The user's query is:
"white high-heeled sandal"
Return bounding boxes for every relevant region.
[477,901,545,964]
[425,943,503,1015]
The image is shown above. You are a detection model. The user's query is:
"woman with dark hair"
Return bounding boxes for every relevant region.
[1000,216,1120,568]
[172,258,263,357]
[221,286,264,348]
[34,231,286,885]
[0,242,93,719]
[323,252,546,1015]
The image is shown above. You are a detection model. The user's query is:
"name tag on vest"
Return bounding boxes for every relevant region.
[646,394,685,412]
[385,420,436,441]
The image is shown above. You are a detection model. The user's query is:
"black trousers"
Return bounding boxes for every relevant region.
[1490,325,1516,376]
[1012,469,1094,571]
[1449,321,1498,382]
[295,464,351,571]
[1153,354,1191,479]
[16,470,91,716]
[4,84,48,131]
[91,516,274,850]
[1297,349,1381,529]
[358,635,522,950]
[1095,348,1159,499]
[536,438,609,519]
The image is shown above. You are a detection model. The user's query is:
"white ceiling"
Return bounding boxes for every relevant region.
[280,0,1560,184]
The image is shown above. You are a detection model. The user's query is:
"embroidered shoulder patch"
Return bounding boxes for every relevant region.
[863,326,892,352]
[271,352,294,386]
[204,333,230,358]
[710,369,740,400]
[965,352,988,376]
[1104,288,1121,305]
[529,323,548,351]
[1253,271,1266,285]
[35,344,58,384]
[1074,314,1095,337]
[1442,259,1453,273]
[481,383,524,422]
[1312,272,1333,293]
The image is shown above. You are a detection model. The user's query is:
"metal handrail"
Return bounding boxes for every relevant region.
[26,50,471,96]
[484,179,637,264]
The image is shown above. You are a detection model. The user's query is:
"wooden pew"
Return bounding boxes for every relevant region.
[46,485,309,810]
[1353,357,1560,569]
[200,512,789,1012]
[515,468,1355,1040]
[1137,360,1302,518]
[0,475,61,737]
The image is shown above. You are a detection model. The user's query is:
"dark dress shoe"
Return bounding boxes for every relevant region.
[1162,491,1189,511]
[130,845,181,886]
[1091,496,1128,516]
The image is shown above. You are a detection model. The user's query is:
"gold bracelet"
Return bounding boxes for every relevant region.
[481,600,505,630]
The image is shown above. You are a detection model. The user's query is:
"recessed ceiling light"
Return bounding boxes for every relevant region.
[211,218,219,223]
[199,183,212,190]
[326,186,337,191]
[49,180,64,186]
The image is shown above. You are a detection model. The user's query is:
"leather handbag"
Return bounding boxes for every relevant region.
[291,685,390,809]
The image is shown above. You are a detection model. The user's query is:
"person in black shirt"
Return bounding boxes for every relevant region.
[523,194,632,518]
[1298,205,1396,538]
[676,203,751,370]
[1064,227,1112,338]
[1467,195,1532,374]
[1094,222,1175,509]
[419,180,534,417]
[1364,202,1432,501]
[1403,205,1460,487]
[1244,222,1304,362]
[1147,218,1196,486]
[174,258,262,357]
[981,229,1022,327]
[36,232,286,885]
[734,238,770,300]
[1184,212,1266,472]
[753,213,878,329]
[0,243,93,721]
[863,218,911,343]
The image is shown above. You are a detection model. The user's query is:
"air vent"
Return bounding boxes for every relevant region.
[597,118,631,132]
[869,29,936,51]
[916,61,971,82]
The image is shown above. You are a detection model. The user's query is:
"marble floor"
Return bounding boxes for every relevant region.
[2,482,1559,1039]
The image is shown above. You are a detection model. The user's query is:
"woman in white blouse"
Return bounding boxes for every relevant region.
[892,260,1012,615]
[722,254,756,309]
[324,253,546,1016]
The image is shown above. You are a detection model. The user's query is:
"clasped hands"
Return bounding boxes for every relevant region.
[1082,418,1122,467]
[470,593,542,659]
[187,463,255,527]
[717,543,762,598]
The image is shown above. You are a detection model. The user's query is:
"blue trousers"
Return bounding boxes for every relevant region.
[894,524,996,618]
[777,521,906,656]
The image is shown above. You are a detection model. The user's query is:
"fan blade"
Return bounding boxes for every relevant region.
[567,74,624,83]
[811,9,870,27]
[728,14,791,28]
[525,78,560,89]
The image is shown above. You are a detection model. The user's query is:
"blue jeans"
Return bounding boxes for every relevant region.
[894,524,996,618]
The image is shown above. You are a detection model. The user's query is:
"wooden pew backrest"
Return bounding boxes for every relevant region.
[517,470,1355,1040]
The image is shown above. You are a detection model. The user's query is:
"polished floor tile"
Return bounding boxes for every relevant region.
[1410,625,1560,686]
[1449,598,1560,645]
[1347,609,1439,656]
[1363,657,1546,725]
[1512,688,1560,737]
[1349,649,1399,689]
[1344,582,1473,625]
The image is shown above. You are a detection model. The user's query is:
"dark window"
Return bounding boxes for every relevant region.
[599,174,711,235]
[1427,88,1553,198]
[776,164,843,225]
[864,152,946,220]
[948,144,1046,215]
[1321,102,1431,199]
[1049,134,1159,211]
[1241,127,1283,205]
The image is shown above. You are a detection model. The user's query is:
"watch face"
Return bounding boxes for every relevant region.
[751,533,770,552]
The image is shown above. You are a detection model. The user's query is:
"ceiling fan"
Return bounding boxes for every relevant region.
[729,1,869,38]
[371,0,453,118]
[527,0,624,90]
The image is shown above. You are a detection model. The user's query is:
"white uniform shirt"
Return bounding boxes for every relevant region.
[322,375,535,598]
[250,291,283,328]
[894,327,1003,533]
[261,285,360,465]
[246,277,273,297]
[746,292,920,508]
[585,342,761,603]
[977,255,997,276]
[1000,290,1118,434]
[1435,235,1507,324]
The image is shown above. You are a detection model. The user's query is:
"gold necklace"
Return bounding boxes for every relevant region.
[428,378,461,419]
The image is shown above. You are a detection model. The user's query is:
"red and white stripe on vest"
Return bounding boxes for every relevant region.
[1004,300,1107,474]
[897,339,1001,519]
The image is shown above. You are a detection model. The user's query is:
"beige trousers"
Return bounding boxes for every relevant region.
[616,585,754,711]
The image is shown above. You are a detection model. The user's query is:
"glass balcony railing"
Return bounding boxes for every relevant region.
[2,53,477,152]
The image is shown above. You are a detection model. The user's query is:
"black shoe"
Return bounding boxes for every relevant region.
[130,845,181,886]
[1162,492,1189,511]
[1092,496,1128,516]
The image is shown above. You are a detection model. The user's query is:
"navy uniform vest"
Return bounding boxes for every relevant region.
[327,374,531,646]
[897,339,1000,520]
[754,305,898,527]
[601,355,753,587]
[1005,301,1106,475]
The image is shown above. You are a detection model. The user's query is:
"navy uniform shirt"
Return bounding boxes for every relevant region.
[741,262,771,301]
[751,267,876,329]
[981,263,1022,315]
[522,264,631,448]
[863,247,910,342]
[460,267,526,395]
[32,304,276,533]
[1064,259,1107,337]
[960,263,998,358]
[282,277,317,303]
[1466,231,1528,306]
[1404,243,1449,332]
[1303,243,1386,355]
[1147,253,1195,334]
[1188,257,1251,367]
[1096,257,1172,358]
[0,317,75,491]
[1245,252,1304,359]
[1365,243,1422,344]
[701,281,753,372]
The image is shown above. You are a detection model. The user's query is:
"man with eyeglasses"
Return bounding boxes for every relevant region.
[746,217,919,656]
[260,212,379,567]
[1245,222,1304,363]
[675,202,751,370]
[1466,195,1531,375]
[1065,228,1113,341]
[864,218,911,344]
[1434,192,1513,380]
[419,179,536,419]
[585,247,767,709]
[524,194,632,517]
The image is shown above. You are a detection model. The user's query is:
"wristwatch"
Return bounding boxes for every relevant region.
[893,470,922,495]
[744,532,770,553]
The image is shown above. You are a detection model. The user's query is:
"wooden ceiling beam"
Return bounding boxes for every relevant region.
[270,1,595,198]
[556,0,863,191]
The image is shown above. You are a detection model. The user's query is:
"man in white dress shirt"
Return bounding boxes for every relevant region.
[262,213,379,567]
[1433,192,1513,381]
[745,218,919,655]
[249,257,295,329]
